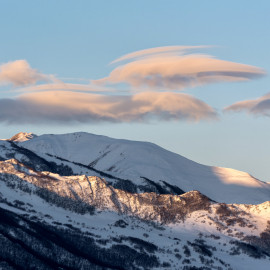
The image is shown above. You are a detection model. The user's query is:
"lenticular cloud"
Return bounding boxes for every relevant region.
[0,46,265,124]
[225,92,270,116]
[95,47,265,90]
[0,91,216,124]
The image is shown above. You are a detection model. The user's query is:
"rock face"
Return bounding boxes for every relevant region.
[0,159,211,224]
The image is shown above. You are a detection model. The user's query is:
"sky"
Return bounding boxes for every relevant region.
[0,1,270,181]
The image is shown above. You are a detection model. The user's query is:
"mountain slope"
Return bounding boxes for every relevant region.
[1,132,270,269]
[15,132,270,204]
[0,158,270,270]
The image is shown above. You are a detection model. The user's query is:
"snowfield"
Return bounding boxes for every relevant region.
[18,132,270,204]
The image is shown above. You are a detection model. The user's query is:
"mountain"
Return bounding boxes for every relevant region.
[14,132,270,204]
[0,132,270,270]
[0,158,270,270]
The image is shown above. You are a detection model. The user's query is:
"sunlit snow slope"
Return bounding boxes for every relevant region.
[17,132,270,204]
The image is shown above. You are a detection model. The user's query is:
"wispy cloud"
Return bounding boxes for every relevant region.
[95,47,265,90]
[110,45,211,64]
[224,93,270,116]
[0,91,216,124]
[15,83,114,93]
[0,60,55,87]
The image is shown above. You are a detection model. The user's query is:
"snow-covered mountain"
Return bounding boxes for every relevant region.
[0,132,270,270]
[0,157,270,270]
[12,131,270,204]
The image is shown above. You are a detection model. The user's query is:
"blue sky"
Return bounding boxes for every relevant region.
[0,1,270,181]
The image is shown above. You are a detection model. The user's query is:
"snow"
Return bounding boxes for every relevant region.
[17,131,270,204]
[1,179,269,270]
[0,157,270,269]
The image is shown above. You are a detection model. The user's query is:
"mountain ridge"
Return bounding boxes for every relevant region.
[7,131,270,204]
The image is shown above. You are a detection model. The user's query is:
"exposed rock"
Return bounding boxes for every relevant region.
[0,159,211,224]
[9,132,37,142]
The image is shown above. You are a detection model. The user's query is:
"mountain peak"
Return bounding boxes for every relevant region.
[9,132,37,142]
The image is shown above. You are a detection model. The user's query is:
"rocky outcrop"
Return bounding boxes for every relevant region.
[9,132,37,142]
[0,159,211,224]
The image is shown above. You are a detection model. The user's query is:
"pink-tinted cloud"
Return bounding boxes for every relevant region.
[95,47,265,90]
[0,91,216,124]
[0,60,54,87]
[224,93,270,116]
[16,83,113,93]
[110,45,210,64]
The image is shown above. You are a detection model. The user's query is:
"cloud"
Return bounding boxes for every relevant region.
[1,47,262,125]
[0,91,216,124]
[0,60,54,87]
[16,83,114,93]
[95,47,265,90]
[110,45,211,64]
[224,93,270,116]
